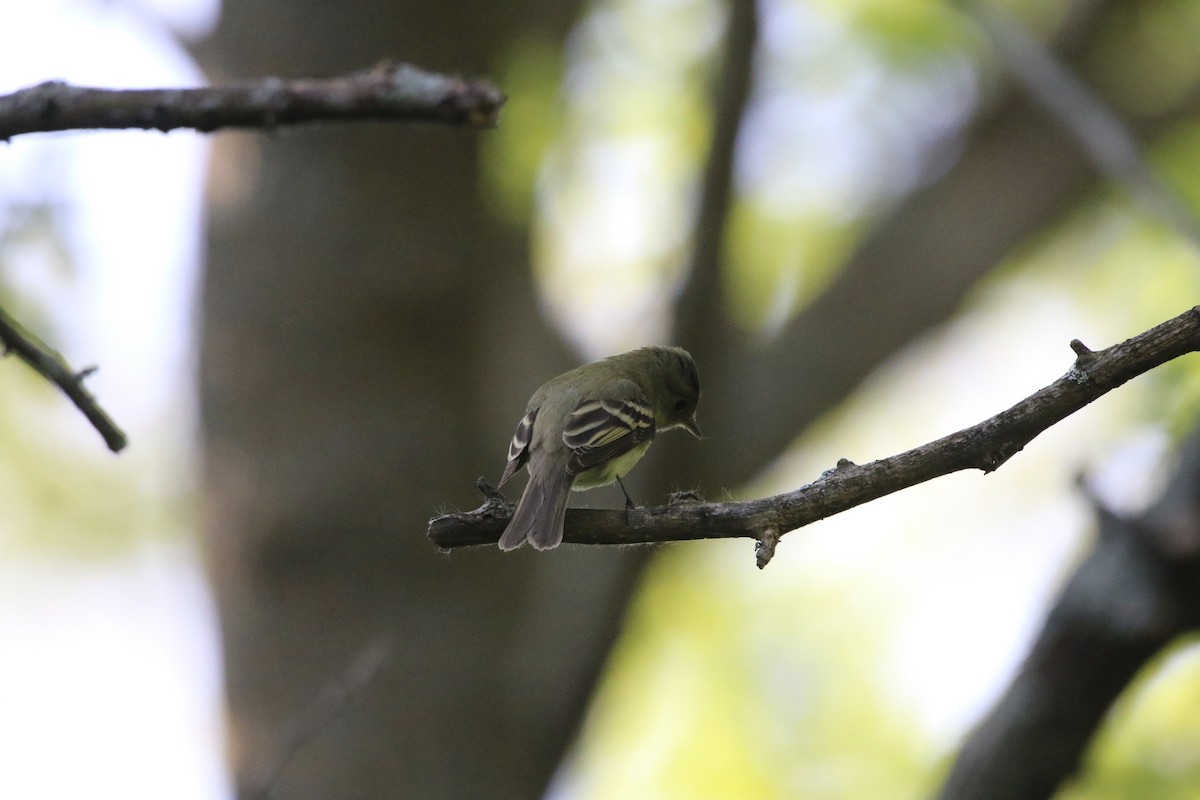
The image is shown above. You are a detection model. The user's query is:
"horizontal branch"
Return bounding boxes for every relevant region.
[0,61,505,140]
[0,305,127,452]
[428,306,1200,565]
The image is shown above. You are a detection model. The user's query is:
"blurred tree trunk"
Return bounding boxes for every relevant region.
[195,3,650,798]
[192,0,1200,795]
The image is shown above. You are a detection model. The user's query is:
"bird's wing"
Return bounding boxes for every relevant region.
[498,406,538,488]
[562,395,656,476]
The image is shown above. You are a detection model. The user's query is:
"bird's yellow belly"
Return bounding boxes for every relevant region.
[572,441,652,490]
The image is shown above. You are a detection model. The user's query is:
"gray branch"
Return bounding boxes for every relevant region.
[429,306,1200,566]
[0,305,126,452]
[0,61,505,140]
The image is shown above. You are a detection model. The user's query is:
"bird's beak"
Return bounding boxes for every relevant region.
[684,416,702,439]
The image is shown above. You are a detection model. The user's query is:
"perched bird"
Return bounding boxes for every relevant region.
[497,346,701,551]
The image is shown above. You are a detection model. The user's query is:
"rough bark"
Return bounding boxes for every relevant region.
[0,64,503,140]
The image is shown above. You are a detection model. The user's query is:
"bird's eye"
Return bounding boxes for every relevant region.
[673,399,688,413]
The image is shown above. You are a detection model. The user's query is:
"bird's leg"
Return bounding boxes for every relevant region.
[616,476,637,510]
[476,476,508,504]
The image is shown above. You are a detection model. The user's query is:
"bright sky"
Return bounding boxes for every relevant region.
[0,1,228,798]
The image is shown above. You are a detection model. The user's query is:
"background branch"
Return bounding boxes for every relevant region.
[686,0,1200,493]
[931,15,1200,794]
[0,59,503,454]
[430,306,1200,564]
[937,421,1200,799]
[971,2,1200,247]
[0,61,504,140]
[649,0,758,493]
[241,638,394,800]
[673,0,757,351]
[0,305,126,452]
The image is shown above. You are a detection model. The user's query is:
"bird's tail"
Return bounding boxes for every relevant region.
[498,466,572,551]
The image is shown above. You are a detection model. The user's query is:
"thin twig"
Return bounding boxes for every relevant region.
[240,637,394,800]
[0,61,505,141]
[0,305,126,452]
[429,306,1200,565]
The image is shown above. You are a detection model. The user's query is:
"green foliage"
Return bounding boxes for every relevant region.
[1088,1,1200,115]
[483,36,567,224]
[810,0,970,57]
[0,362,189,556]
[0,207,190,558]
[575,545,934,799]
[1154,119,1200,230]
[724,198,856,331]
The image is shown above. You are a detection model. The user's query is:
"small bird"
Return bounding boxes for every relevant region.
[497,346,701,551]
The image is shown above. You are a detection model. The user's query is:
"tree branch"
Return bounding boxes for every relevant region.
[0,61,505,140]
[690,0,1192,493]
[429,306,1200,565]
[651,0,757,490]
[0,305,127,452]
[937,418,1200,799]
[673,0,757,350]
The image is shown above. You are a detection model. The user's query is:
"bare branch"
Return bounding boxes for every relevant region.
[0,305,127,452]
[690,0,1189,493]
[429,306,1200,564]
[0,61,505,141]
